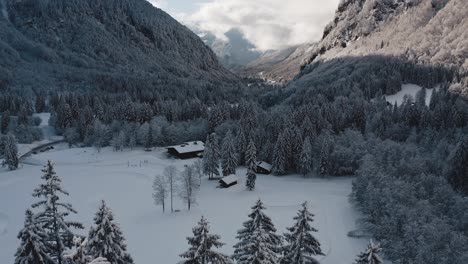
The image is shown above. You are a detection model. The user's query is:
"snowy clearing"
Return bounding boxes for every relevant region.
[0,146,367,263]
[384,83,437,106]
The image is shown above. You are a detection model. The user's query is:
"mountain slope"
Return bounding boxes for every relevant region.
[296,0,467,97]
[240,43,316,84]
[0,0,239,93]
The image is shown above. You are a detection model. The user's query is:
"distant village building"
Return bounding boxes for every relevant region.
[219,174,238,188]
[166,141,205,159]
[256,161,272,174]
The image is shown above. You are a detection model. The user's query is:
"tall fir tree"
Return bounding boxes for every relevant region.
[272,133,287,175]
[318,132,332,176]
[245,139,257,191]
[236,128,248,166]
[179,216,232,264]
[354,240,383,264]
[281,202,324,264]
[299,137,313,177]
[31,161,83,264]
[4,133,19,170]
[233,199,282,263]
[87,201,134,264]
[221,130,238,176]
[203,133,220,179]
[14,209,54,264]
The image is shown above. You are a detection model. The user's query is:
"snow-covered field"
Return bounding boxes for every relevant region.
[385,84,437,106]
[0,146,367,263]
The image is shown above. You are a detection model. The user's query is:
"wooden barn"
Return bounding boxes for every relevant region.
[166,141,205,159]
[256,161,273,174]
[219,175,238,188]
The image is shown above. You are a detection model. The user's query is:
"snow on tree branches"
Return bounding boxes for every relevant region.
[281,202,324,264]
[233,199,282,263]
[245,139,257,191]
[14,210,54,264]
[355,240,384,264]
[179,216,232,264]
[86,200,134,264]
[31,160,84,264]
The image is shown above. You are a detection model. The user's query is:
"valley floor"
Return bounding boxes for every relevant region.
[0,145,367,263]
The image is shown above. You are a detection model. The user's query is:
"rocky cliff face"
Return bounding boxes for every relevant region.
[0,0,239,92]
[309,0,468,68]
[300,0,467,96]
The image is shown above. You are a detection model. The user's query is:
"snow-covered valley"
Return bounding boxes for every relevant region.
[0,145,367,263]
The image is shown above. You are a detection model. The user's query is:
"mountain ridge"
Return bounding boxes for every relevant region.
[0,0,240,94]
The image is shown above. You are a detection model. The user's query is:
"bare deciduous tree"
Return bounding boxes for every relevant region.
[163,165,178,213]
[179,165,199,211]
[152,174,168,213]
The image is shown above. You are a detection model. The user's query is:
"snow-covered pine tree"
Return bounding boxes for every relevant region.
[14,209,54,264]
[233,199,282,263]
[300,137,313,177]
[318,132,332,176]
[221,130,238,176]
[272,133,287,175]
[32,161,83,264]
[245,139,257,191]
[281,202,324,264]
[87,200,134,264]
[241,227,279,264]
[355,240,383,264]
[179,216,232,264]
[203,133,220,180]
[152,174,168,212]
[64,237,91,264]
[203,134,212,177]
[4,133,18,170]
[236,128,248,165]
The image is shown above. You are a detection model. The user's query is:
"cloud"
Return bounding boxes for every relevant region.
[147,0,166,8]
[177,0,340,51]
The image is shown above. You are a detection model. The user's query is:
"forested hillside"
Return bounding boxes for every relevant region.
[0,0,240,95]
[0,0,467,263]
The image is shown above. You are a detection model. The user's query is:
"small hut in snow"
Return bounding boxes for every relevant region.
[219,175,238,188]
[166,141,205,159]
[256,161,272,174]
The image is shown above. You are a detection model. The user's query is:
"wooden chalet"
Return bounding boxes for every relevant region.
[256,161,272,174]
[166,141,205,159]
[219,174,238,188]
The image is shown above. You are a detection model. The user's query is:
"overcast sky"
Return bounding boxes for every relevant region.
[148,0,340,51]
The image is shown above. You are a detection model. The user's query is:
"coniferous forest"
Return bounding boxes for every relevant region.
[1,0,468,263]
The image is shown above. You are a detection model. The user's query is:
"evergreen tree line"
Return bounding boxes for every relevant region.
[3,56,467,264]
[0,107,43,144]
[15,161,133,264]
[179,199,384,264]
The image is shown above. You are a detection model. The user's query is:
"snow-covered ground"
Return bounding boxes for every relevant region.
[0,146,367,263]
[385,84,437,106]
